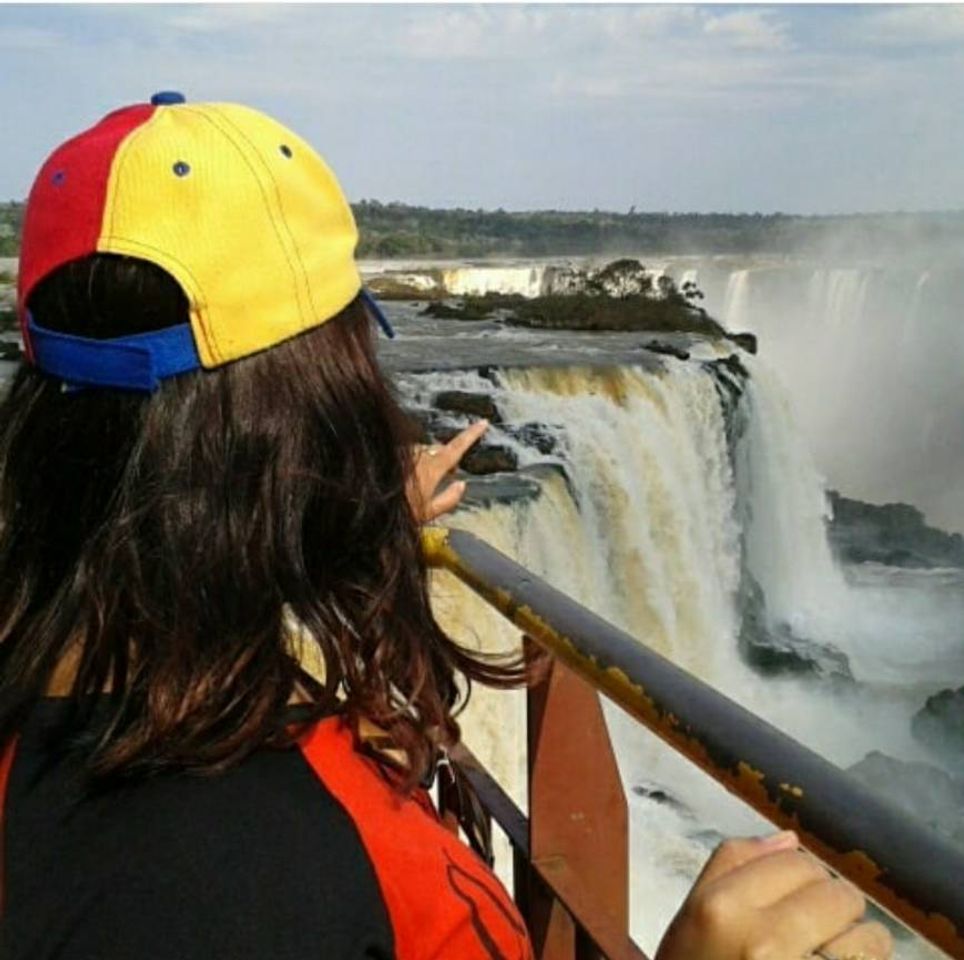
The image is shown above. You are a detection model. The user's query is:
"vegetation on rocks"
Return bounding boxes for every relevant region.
[0,268,15,333]
[0,204,23,257]
[421,259,728,337]
[503,290,724,336]
[422,299,500,321]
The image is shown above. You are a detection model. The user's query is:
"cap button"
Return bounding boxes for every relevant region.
[150,91,186,106]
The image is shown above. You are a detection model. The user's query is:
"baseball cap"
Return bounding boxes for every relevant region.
[17,91,394,392]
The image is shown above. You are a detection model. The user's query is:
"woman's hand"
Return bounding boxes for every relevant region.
[655,831,893,960]
[408,420,489,523]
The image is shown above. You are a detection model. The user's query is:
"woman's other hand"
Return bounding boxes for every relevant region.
[655,831,893,960]
[408,420,489,523]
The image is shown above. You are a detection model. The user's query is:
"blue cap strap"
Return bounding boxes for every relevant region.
[27,315,201,392]
[360,288,396,340]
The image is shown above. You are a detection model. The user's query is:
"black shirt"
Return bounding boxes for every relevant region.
[1,699,532,960]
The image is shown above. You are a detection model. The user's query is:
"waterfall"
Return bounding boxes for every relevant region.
[807,268,871,329]
[736,358,847,639]
[411,363,743,676]
[497,365,741,673]
[413,356,952,958]
[721,269,751,326]
[700,260,964,534]
[425,361,749,952]
[378,246,964,523]
[440,265,548,298]
[901,270,931,345]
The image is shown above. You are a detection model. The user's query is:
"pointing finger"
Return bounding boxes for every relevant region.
[435,420,489,473]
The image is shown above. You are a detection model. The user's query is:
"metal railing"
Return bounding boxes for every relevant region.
[423,526,964,960]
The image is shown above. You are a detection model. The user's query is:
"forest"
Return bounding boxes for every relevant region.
[2,200,962,260]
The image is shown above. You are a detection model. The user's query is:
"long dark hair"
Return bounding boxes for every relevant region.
[0,254,523,788]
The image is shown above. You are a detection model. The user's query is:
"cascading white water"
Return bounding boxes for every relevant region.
[736,358,848,639]
[378,255,964,534]
[731,358,964,694]
[711,260,964,535]
[805,269,871,329]
[721,268,751,326]
[408,363,742,676]
[413,357,954,959]
[441,265,549,298]
[902,271,931,345]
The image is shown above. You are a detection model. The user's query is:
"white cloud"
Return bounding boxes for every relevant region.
[165,7,283,35]
[402,7,503,60]
[861,5,964,46]
[2,4,963,211]
[703,10,791,51]
[0,25,62,51]
[534,7,796,107]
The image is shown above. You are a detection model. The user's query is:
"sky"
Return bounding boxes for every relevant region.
[1,3,963,214]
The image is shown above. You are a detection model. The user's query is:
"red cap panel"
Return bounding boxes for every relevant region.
[17,104,156,355]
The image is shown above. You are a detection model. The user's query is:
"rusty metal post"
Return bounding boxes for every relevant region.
[526,638,631,960]
[527,879,578,960]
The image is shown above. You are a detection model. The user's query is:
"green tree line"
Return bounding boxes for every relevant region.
[2,199,963,259]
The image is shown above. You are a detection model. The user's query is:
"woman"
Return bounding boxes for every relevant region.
[0,94,890,960]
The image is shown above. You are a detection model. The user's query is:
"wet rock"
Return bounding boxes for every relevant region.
[524,461,577,500]
[459,444,518,475]
[432,390,502,423]
[409,413,518,476]
[645,340,690,361]
[705,354,750,451]
[827,491,964,569]
[726,331,758,354]
[912,687,964,774]
[405,408,450,444]
[366,273,444,301]
[504,422,558,456]
[847,750,964,846]
[421,300,497,321]
[631,781,692,818]
[740,624,852,680]
[710,353,749,381]
[462,473,542,507]
[738,574,852,680]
